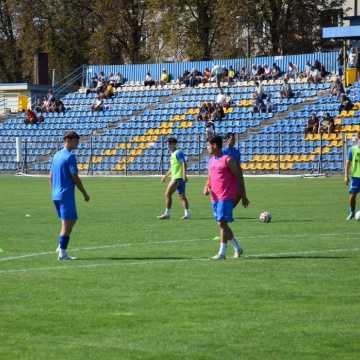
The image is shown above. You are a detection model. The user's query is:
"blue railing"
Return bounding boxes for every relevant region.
[85,51,338,86]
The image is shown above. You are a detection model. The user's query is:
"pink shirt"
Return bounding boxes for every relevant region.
[208,155,238,202]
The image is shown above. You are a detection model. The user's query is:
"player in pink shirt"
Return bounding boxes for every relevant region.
[204,135,249,260]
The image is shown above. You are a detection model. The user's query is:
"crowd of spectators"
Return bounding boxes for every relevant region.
[195,90,233,139]
[32,91,65,114]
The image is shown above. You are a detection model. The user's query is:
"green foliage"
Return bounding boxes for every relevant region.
[0,0,346,83]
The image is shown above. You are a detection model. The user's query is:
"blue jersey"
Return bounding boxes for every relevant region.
[223,147,241,163]
[51,148,78,201]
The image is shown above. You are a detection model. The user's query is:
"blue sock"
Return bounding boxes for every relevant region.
[59,235,70,250]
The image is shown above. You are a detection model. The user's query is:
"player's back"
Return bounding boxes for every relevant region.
[51,149,76,201]
[223,147,240,163]
[208,155,238,202]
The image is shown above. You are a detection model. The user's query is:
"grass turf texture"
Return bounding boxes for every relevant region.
[0,175,359,360]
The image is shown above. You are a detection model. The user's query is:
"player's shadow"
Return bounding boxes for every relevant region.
[247,255,349,260]
[78,256,196,261]
[272,219,314,223]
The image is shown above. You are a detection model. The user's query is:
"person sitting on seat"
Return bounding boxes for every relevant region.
[24,109,39,124]
[319,113,335,135]
[339,94,354,113]
[280,77,294,99]
[160,69,170,86]
[331,77,345,98]
[304,114,320,134]
[91,96,104,112]
[144,71,156,87]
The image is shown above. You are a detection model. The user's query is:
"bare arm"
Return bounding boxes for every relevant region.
[161,169,172,182]
[182,161,187,181]
[71,174,90,201]
[345,160,351,185]
[227,158,249,207]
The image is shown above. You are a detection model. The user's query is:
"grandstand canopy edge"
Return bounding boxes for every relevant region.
[85,51,337,86]
[0,83,49,114]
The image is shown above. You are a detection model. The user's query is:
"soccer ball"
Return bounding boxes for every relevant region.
[355,211,360,221]
[259,211,272,223]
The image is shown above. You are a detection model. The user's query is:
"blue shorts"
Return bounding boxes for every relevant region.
[174,179,186,194]
[349,177,360,194]
[53,198,78,221]
[212,200,234,223]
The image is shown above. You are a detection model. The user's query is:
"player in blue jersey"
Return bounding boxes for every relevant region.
[50,131,90,260]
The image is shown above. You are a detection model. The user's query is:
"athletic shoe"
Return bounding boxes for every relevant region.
[233,248,244,258]
[212,236,220,241]
[181,214,191,220]
[210,254,226,260]
[347,212,355,221]
[58,253,77,261]
[157,214,170,220]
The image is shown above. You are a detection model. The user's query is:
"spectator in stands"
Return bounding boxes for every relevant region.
[287,62,298,79]
[104,83,114,99]
[227,65,236,84]
[256,65,265,80]
[239,66,249,82]
[211,103,225,122]
[211,64,223,88]
[339,94,354,113]
[307,66,321,84]
[189,68,201,87]
[303,61,312,79]
[216,89,226,106]
[271,63,281,79]
[263,64,272,80]
[304,114,320,134]
[250,64,258,80]
[196,102,210,122]
[55,99,65,113]
[110,72,125,88]
[91,96,104,112]
[254,81,265,99]
[202,67,212,83]
[331,77,345,98]
[144,71,156,87]
[252,96,265,114]
[205,119,215,140]
[91,73,98,89]
[33,98,43,113]
[160,69,170,86]
[319,113,335,135]
[263,94,273,113]
[348,47,357,68]
[98,71,106,83]
[280,77,294,99]
[24,109,37,124]
[223,92,233,109]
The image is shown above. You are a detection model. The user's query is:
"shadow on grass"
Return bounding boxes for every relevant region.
[76,256,200,261]
[246,255,350,260]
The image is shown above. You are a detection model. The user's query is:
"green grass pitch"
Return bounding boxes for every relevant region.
[0,175,359,359]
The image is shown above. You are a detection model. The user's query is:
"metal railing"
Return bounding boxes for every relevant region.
[0,132,349,176]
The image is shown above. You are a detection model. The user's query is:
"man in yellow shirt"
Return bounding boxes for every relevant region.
[158,137,190,220]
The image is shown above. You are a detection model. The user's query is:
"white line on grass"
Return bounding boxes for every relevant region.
[0,247,359,275]
[1,232,359,263]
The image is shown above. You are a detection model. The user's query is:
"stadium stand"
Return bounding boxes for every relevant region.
[0,55,359,175]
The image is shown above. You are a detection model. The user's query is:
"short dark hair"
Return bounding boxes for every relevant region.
[224,132,235,140]
[63,131,80,141]
[208,135,223,149]
[167,137,177,144]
